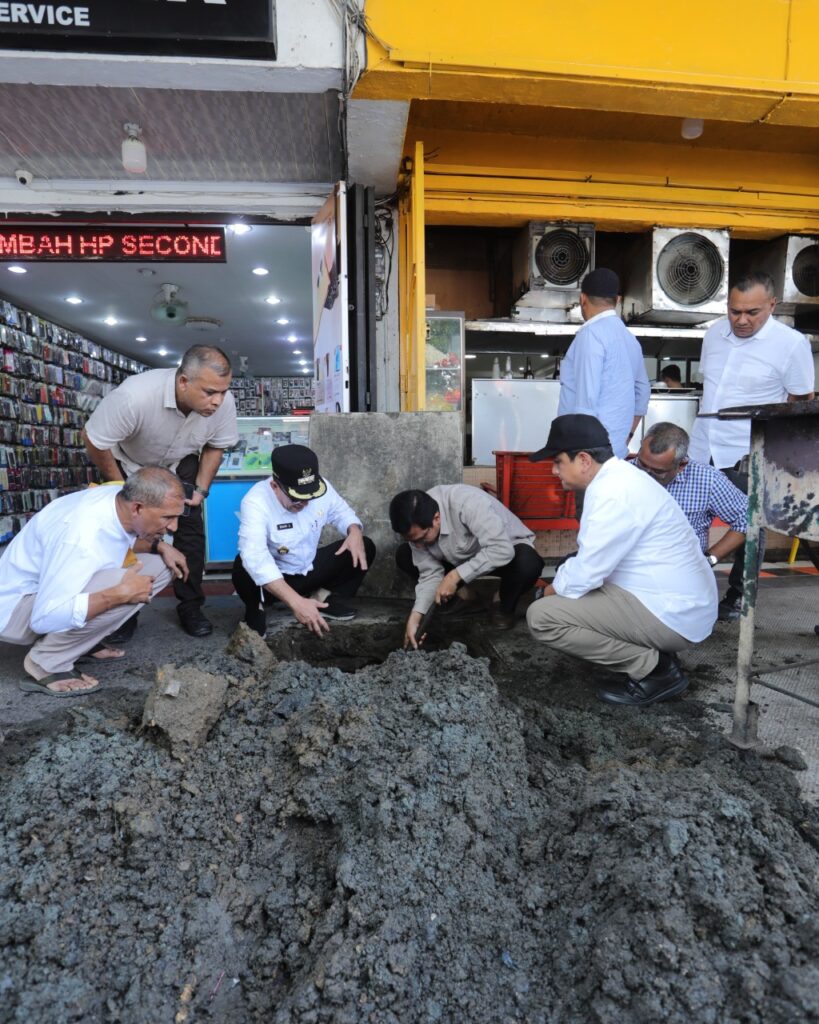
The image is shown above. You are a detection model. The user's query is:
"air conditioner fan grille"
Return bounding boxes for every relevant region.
[534,229,590,285]
[656,232,724,306]
[792,244,819,297]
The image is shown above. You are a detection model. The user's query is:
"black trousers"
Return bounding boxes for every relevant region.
[173,453,207,614]
[720,464,766,600]
[395,541,543,614]
[232,537,376,613]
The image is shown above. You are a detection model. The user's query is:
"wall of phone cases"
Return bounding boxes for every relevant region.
[229,376,315,416]
[0,299,148,544]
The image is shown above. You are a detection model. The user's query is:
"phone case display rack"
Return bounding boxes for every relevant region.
[229,376,315,416]
[0,299,147,543]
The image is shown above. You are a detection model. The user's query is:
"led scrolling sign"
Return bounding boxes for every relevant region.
[0,226,227,262]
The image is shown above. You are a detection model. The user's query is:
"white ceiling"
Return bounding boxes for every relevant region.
[0,222,316,377]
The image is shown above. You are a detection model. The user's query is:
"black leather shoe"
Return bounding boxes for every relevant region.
[717,588,742,622]
[178,609,213,637]
[597,653,688,707]
[104,611,139,645]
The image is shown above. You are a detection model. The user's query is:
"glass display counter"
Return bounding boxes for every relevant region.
[425,312,464,413]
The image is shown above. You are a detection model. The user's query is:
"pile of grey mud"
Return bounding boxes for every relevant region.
[1,633,818,1023]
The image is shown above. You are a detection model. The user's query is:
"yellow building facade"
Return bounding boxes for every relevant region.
[355,0,819,408]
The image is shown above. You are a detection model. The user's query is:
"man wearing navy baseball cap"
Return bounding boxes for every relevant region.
[556,267,650,460]
[526,414,718,707]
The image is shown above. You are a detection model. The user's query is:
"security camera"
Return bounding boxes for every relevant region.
[15,169,33,186]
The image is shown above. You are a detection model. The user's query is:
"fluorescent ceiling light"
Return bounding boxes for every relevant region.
[104,316,118,326]
[265,295,281,305]
[464,354,476,360]
[7,265,26,274]
[65,296,83,305]
[252,267,269,276]
[277,318,289,325]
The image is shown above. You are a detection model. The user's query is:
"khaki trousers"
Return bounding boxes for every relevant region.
[0,554,171,675]
[526,582,688,680]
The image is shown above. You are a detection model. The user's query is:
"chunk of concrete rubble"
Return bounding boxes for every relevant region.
[225,621,275,674]
[775,745,808,771]
[142,663,229,757]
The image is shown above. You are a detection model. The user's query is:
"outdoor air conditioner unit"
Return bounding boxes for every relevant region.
[511,221,595,323]
[622,227,729,325]
[737,235,819,317]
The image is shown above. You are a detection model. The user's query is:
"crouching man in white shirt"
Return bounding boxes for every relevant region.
[0,466,187,698]
[526,414,717,708]
[232,444,375,636]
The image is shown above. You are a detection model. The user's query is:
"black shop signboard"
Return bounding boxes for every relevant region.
[0,0,276,59]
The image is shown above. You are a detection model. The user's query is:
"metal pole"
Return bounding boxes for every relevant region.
[730,424,765,749]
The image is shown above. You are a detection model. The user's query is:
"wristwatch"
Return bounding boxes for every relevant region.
[194,484,210,498]
[706,553,719,567]
[150,537,162,554]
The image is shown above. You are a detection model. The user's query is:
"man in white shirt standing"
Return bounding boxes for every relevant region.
[0,467,187,697]
[688,271,815,619]
[526,414,718,707]
[233,444,374,636]
[558,267,650,460]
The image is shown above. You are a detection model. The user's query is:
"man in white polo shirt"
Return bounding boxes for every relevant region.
[0,467,186,697]
[83,344,239,638]
[688,271,815,619]
[526,414,717,708]
[232,444,375,636]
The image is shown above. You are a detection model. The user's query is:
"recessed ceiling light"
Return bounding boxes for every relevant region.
[540,353,550,358]
[287,333,297,343]
[65,296,83,305]
[7,265,26,274]
[104,316,118,326]
[158,347,168,356]
[298,359,307,366]
[265,295,281,306]
[252,267,269,276]
[301,368,309,374]
[277,318,290,326]
[135,335,147,342]
[293,349,302,355]
[230,223,252,235]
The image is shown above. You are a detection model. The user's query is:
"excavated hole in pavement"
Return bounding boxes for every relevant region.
[267,615,498,673]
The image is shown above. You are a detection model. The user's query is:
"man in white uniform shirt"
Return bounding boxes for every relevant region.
[688,271,815,619]
[527,415,717,707]
[233,444,375,636]
[83,344,240,638]
[0,467,187,697]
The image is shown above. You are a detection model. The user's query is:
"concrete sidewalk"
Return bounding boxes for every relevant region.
[1,567,817,801]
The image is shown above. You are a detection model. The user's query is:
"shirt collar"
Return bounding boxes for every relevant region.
[585,454,619,494]
[584,308,618,328]
[163,368,181,412]
[437,503,451,537]
[720,312,775,344]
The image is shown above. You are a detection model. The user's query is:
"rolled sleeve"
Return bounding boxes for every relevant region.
[205,393,240,449]
[710,472,748,534]
[412,548,445,615]
[784,339,816,396]
[238,493,283,587]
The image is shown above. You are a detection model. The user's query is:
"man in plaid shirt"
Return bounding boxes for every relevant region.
[631,422,748,621]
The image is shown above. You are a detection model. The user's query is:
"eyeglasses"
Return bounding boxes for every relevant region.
[633,455,687,481]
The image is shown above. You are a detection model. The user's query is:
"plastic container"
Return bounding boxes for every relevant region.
[492,451,578,530]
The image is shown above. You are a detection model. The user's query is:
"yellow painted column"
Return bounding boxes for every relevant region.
[398,142,427,411]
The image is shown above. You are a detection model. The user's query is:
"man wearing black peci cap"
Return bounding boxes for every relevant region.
[526,414,717,707]
[232,444,375,636]
[557,267,650,460]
